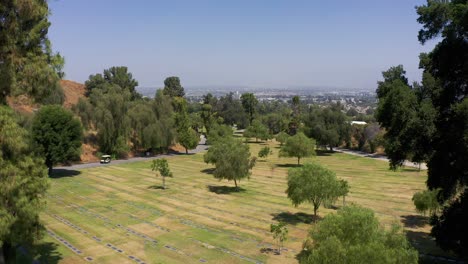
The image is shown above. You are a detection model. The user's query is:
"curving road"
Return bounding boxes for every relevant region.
[54,136,208,171]
[334,147,427,170]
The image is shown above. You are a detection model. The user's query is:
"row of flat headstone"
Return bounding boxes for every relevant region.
[189,238,263,264]
[52,214,90,235]
[50,209,148,263]
[46,229,91,260]
[49,196,206,262]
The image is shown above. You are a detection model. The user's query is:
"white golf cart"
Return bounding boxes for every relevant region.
[100,154,111,164]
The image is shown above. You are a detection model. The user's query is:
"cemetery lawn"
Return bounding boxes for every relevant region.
[21,141,449,263]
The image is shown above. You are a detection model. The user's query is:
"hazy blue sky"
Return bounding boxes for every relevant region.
[48,0,437,90]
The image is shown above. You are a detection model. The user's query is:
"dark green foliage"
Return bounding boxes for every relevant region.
[151,158,173,189]
[279,132,316,165]
[304,104,350,151]
[85,66,139,99]
[258,146,272,159]
[32,105,82,174]
[1,106,49,263]
[206,124,233,145]
[270,222,288,254]
[244,120,270,142]
[163,76,185,98]
[0,0,64,104]
[375,65,438,169]
[431,189,468,258]
[91,85,131,157]
[412,188,441,216]
[241,93,258,125]
[215,92,249,128]
[286,162,341,217]
[204,138,256,189]
[301,205,418,264]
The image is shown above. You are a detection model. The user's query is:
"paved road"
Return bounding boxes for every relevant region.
[54,136,208,171]
[334,147,427,170]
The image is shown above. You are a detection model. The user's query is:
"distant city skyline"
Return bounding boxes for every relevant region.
[48,1,436,90]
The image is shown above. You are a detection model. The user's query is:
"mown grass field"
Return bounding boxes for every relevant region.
[19,140,446,263]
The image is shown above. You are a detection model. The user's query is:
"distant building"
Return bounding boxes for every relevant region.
[350,121,367,125]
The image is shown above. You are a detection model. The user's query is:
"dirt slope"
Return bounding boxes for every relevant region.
[60,79,86,109]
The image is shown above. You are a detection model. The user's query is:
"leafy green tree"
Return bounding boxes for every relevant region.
[286,162,341,217]
[244,120,270,142]
[206,124,233,145]
[241,93,258,125]
[0,0,64,104]
[412,188,441,216]
[304,104,350,151]
[275,131,289,146]
[375,66,421,169]
[338,179,350,207]
[85,66,139,99]
[178,128,199,154]
[90,85,131,157]
[200,103,217,135]
[204,138,256,189]
[215,92,249,128]
[301,205,418,264]
[32,105,83,175]
[279,132,316,165]
[270,222,288,255]
[258,146,272,160]
[0,106,49,263]
[163,76,185,98]
[151,158,173,189]
[128,101,156,151]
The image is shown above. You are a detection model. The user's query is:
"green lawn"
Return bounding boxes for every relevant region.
[22,141,450,263]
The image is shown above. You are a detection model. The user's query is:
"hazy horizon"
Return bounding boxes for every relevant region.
[49,1,436,90]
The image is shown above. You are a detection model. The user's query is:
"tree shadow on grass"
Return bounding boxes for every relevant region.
[18,242,62,264]
[207,185,246,194]
[316,150,334,156]
[271,211,320,225]
[49,169,81,178]
[201,168,215,175]
[277,164,301,168]
[148,185,166,190]
[401,215,428,228]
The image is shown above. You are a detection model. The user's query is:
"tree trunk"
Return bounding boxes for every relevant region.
[48,166,53,176]
[329,145,333,151]
[2,242,15,264]
[162,176,166,189]
[343,196,346,207]
[185,148,188,154]
[313,205,318,221]
[297,157,300,165]
[234,179,238,190]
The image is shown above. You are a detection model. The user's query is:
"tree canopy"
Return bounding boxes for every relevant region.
[286,162,342,217]
[301,205,418,264]
[0,106,49,262]
[32,105,83,175]
[279,132,316,165]
[204,138,256,189]
[241,93,258,125]
[0,0,64,104]
[163,76,185,98]
[151,158,173,189]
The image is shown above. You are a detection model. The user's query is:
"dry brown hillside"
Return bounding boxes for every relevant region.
[60,79,86,108]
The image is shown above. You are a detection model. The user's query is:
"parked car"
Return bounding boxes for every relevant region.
[100,155,111,164]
